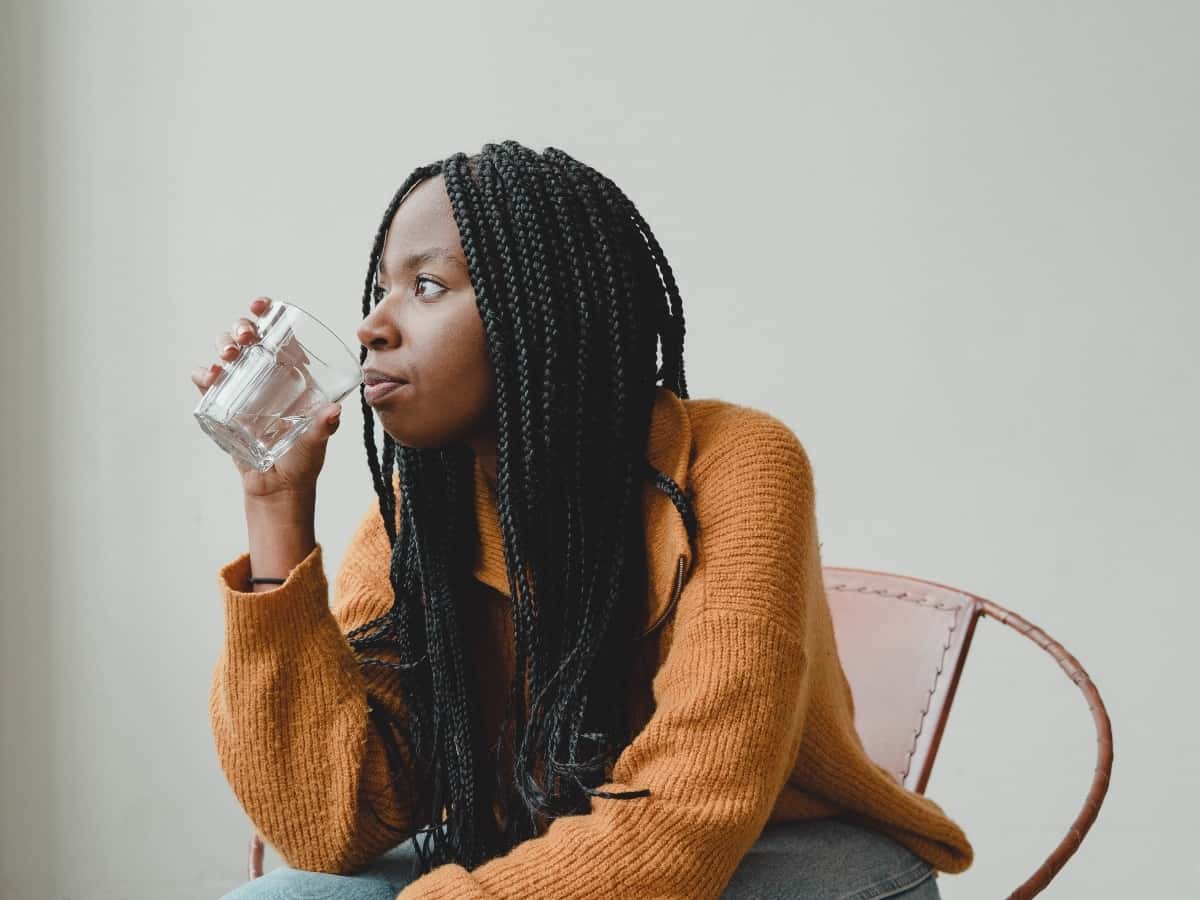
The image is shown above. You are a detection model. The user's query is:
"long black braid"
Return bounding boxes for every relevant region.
[344,142,696,876]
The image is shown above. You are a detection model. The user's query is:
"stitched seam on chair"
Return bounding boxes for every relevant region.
[825,583,963,613]
[826,583,962,781]
[834,858,935,900]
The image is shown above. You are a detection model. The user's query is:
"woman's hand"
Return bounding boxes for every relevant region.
[191,296,344,502]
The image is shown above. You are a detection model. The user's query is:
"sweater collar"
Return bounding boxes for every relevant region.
[469,386,694,637]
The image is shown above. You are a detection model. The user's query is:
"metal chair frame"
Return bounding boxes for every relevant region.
[824,566,1113,899]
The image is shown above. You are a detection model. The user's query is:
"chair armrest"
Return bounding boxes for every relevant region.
[978,599,1114,900]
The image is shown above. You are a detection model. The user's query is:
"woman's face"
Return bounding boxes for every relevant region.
[357,174,497,449]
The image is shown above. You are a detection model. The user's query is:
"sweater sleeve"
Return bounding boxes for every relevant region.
[208,501,429,874]
[397,417,818,900]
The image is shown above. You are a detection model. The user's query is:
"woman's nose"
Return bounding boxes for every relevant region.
[356,303,399,350]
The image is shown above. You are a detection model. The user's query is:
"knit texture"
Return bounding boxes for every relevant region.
[210,387,974,898]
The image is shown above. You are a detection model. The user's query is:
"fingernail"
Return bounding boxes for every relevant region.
[223,343,237,354]
[236,325,251,338]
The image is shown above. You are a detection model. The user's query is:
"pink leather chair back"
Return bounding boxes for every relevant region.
[821,566,980,794]
[819,565,1113,900]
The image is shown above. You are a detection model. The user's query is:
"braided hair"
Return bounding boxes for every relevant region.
[344,142,696,875]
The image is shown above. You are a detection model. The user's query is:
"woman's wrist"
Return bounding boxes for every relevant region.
[243,491,317,592]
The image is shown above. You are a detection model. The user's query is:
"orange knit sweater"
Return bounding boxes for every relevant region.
[209,386,974,898]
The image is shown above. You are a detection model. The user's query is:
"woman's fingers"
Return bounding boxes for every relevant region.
[230,316,259,345]
[191,362,223,393]
[232,297,270,346]
[215,330,240,361]
[195,298,271,393]
[213,298,269,357]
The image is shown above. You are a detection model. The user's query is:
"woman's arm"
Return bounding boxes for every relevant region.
[242,491,316,591]
[209,498,427,874]
[396,417,818,899]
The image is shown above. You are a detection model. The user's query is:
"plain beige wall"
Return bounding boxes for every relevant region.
[2,1,1195,897]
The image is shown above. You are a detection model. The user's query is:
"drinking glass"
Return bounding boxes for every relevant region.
[193,299,364,472]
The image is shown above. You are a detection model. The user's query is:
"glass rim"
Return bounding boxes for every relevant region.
[257,298,363,372]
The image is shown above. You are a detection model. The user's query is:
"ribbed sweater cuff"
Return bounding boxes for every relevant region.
[216,542,330,638]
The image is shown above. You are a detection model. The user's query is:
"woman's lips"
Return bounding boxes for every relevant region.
[364,380,408,404]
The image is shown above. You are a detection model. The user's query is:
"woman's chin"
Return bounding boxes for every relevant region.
[379,424,442,451]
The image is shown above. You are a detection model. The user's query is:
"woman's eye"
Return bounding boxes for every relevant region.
[372,283,387,302]
[415,276,447,300]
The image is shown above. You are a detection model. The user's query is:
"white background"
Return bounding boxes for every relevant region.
[1,1,1195,897]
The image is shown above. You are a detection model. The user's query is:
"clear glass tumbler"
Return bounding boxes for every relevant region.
[193,300,364,472]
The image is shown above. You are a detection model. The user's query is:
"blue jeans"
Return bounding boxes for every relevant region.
[220,816,941,899]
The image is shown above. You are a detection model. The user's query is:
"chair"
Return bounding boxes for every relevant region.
[245,567,1114,899]
[821,566,1113,900]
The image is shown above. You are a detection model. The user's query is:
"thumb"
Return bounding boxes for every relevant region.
[301,403,341,444]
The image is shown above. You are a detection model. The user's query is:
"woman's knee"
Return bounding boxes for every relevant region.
[895,870,942,898]
[721,817,940,899]
[219,866,400,900]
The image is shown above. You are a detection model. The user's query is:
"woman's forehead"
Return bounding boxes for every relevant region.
[379,176,463,270]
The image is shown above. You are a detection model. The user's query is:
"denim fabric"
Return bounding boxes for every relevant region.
[719,818,940,899]
[220,816,940,900]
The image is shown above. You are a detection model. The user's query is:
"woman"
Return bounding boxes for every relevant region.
[194,142,973,899]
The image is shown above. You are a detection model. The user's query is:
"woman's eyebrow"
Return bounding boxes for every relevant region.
[378,247,468,281]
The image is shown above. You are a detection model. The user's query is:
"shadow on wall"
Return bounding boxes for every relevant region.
[0,2,54,898]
